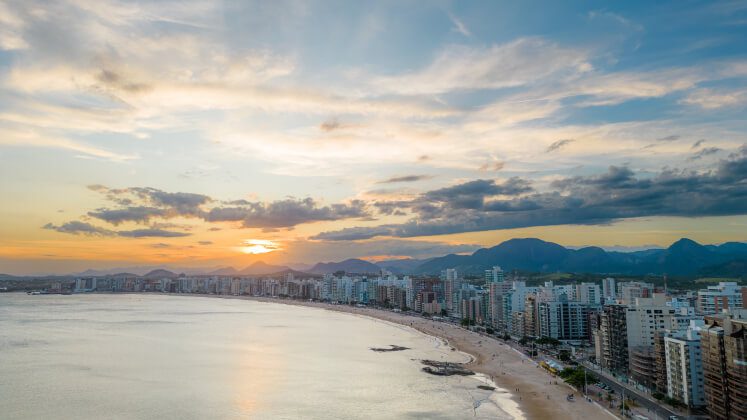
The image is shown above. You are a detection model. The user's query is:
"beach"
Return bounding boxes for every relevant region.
[223,295,615,420]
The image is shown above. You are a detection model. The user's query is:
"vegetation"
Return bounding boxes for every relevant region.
[662,395,684,408]
[518,336,533,346]
[460,318,476,326]
[536,336,561,347]
[558,367,596,389]
[652,391,665,401]
[558,349,571,362]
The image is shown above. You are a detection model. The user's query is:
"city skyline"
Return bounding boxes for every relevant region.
[2,0,747,275]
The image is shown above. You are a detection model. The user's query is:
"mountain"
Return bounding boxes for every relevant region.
[376,258,429,275]
[698,259,747,279]
[208,267,239,276]
[310,258,381,274]
[412,238,747,276]
[143,269,178,278]
[287,262,315,271]
[238,262,290,275]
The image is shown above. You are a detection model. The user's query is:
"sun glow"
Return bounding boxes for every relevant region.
[239,239,281,255]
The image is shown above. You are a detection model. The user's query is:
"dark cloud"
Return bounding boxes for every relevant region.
[424,178,533,208]
[128,187,210,215]
[88,206,165,225]
[42,221,115,236]
[546,138,574,152]
[89,186,211,219]
[314,146,747,240]
[311,226,396,241]
[692,139,706,149]
[320,118,341,132]
[478,161,505,171]
[150,243,172,249]
[377,175,432,184]
[688,147,721,160]
[205,198,369,228]
[95,68,152,93]
[117,229,191,238]
[83,186,367,230]
[197,240,213,245]
[43,221,189,238]
[657,134,681,142]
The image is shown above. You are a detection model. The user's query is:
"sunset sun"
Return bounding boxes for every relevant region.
[239,239,281,255]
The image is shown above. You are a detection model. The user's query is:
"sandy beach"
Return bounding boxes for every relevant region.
[213,295,614,420]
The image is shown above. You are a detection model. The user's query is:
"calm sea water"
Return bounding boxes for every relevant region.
[0,293,515,419]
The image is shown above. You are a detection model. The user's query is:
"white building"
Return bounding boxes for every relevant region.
[485,266,505,283]
[575,282,602,305]
[626,294,679,349]
[618,281,655,304]
[664,320,706,407]
[697,282,744,314]
[602,277,616,300]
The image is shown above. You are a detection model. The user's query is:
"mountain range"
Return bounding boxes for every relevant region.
[10,237,745,279]
[412,238,747,276]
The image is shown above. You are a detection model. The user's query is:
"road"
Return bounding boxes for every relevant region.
[582,362,693,420]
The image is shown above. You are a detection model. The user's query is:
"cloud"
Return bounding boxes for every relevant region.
[88,206,166,225]
[546,138,575,152]
[448,13,471,37]
[657,135,681,142]
[682,88,747,109]
[692,139,706,149]
[197,240,213,245]
[688,147,722,160]
[478,161,505,172]
[320,118,341,132]
[284,238,482,262]
[42,221,115,236]
[83,185,371,231]
[44,220,190,238]
[377,175,432,184]
[371,38,590,95]
[150,243,172,249]
[205,198,369,229]
[117,229,191,238]
[313,146,747,240]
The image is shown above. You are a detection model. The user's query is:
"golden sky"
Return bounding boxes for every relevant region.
[1,0,746,274]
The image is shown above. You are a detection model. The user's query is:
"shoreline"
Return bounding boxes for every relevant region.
[14,291,613,419]
[191,294,610,420]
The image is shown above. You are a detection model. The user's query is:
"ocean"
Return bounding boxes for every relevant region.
[0,293,515,419]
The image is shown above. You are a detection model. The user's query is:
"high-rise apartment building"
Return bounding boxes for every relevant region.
[602,277,616,300]
[484,266,505,283]
[664,320,706,408]
[626,294,678,389]
[701,310,747,420]
[598,304,629,373]
[698,282,745,315]
[617,281,655,304]
[538,298,593,341]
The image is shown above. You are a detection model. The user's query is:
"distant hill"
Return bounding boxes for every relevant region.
[310,258,381,274]
[698,259,747,279]
[14,237,747,278]
[412,238,747,276]
[208,267,239,276]
[238,262,290,275]
[143,269,178,278]
[107,273,139,278]
[376,258,429,275]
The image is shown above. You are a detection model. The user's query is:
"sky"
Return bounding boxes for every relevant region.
[1,0,746,275]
